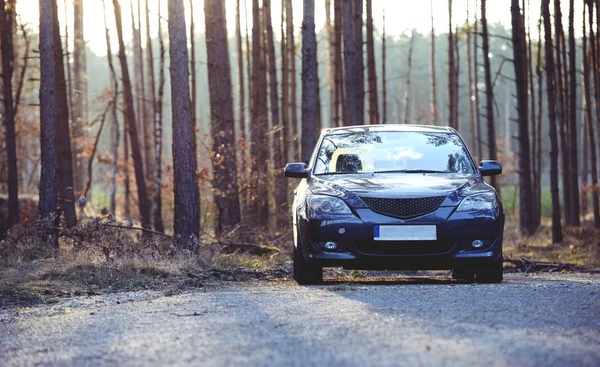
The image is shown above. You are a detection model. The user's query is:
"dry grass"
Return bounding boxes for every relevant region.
[503,218,600,270]
[0,219,292,308]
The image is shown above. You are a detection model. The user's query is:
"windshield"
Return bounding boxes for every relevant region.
[312,131,477,175]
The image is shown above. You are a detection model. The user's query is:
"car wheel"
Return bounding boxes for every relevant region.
[451,268,475,281]
[475,259,503,283]
[293,244,323,285]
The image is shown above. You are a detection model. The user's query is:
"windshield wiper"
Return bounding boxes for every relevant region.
[373,169,450,174]
[314,171,368,175]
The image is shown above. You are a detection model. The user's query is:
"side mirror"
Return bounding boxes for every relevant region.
[284,162,309,178]
[479,160,502,176]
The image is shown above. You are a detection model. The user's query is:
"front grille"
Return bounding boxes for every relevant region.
[355,239,456,256]
[360,196,446,219]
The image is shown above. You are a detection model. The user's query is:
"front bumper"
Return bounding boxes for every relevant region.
[297,207,504,270]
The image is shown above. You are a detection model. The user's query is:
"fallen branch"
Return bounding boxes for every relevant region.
[503,256,599,273]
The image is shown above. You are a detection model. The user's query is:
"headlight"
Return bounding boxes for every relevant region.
[307,195,352,216]
[456,192,497,212]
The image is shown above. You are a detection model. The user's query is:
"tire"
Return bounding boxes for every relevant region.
[293,244,323,285]
[475,259,503,283]
[452,268,475,281]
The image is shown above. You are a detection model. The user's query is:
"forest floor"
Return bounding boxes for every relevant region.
[1,219,599,310]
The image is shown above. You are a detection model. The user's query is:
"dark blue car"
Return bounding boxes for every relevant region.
[285,124,504,284]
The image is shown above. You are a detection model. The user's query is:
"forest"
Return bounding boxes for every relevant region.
[0,0,598,259]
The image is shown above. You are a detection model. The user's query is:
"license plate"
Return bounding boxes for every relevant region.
[374,225,437,241]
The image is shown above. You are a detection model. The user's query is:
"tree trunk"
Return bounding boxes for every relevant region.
[334,0,346,126]
[52,0,77,227]
[403,31,415,124]
[0,0,19,226]
[342,0,359,126]
[586,2,600,227]
[301,0,321,163]
[553,0,572,225]
[481,0,498,191]
[189,0,197,130]
[263,0,287,226]
[250,0,269,226]
[168,0,200,247]
[567,0,580,225]
[429,0,438,125]
[287,0,299,160]
[448,0,456,129]
[381,12,387,124]
[281,0,291,159]
[535,12,544,227]
[102,0,120,217]
[542,0,563,243]
[474,0,482,161]
[113,0,151,229]
[353,0,364,124]
[204,0,242,236]
[466,0,476,152]
[72,0,88,200]
[38,0,57,232]
[235,0,247,218]
[511,0,535,235]
[152,0,166,233]
[366,0,378,124]
[325,0,334,126]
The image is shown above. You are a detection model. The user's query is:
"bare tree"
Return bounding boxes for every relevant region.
[286,0,299,159]
[403,31,415,124]
[542,0,563,243]
[250,0,269,226]
[101,0,119,217]
[0,0,19,226]
[447,0,457,129]
[353,0,364,123]
[263,0,287,225]
[189,0,197,130]
[429,0,438,124]
[72,0,88,199]
[52,0,76,227]
[587,1,600,227]
[152,0,166,233]
[168,0,200,247]
[567,0,580,225]
[481,0,498,190]
[382,11,386,124]
[235,0,247,175]
[301,0,321,162]
[365,0,379,124]
[474,0,482,160]
[583,1,600,227]
[113,0,151,228]
[342,0,359,125]
[204,0,242,235]
[553,0,572,225]
[38,0,57,230]
[466,0,476,151]
[511,0,535,234]
[334,0,346,126]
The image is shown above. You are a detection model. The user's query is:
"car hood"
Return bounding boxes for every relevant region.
[309,173,490,207]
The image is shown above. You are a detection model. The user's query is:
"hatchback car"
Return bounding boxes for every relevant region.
[285,124,504,284]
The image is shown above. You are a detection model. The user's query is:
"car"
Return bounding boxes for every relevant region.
[284,124,504,285]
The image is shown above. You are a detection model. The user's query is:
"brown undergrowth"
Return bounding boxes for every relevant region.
[503,217,600,271]
[0,218,292,309]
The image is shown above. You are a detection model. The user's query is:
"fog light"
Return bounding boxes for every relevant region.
[472,240,484,248]
[324,241,338,250]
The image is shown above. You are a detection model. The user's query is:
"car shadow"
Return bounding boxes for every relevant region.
[319,276,474,285]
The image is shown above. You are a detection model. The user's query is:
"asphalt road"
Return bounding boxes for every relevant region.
[1,273,599,367]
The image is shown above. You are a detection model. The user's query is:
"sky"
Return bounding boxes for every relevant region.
[14,0,584,56]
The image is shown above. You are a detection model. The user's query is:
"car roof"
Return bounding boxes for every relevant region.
[323,124,457,135]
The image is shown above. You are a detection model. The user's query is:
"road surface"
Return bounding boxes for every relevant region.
[1,273,599,366]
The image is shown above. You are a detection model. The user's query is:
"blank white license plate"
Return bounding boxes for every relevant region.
[374,225,437,241]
